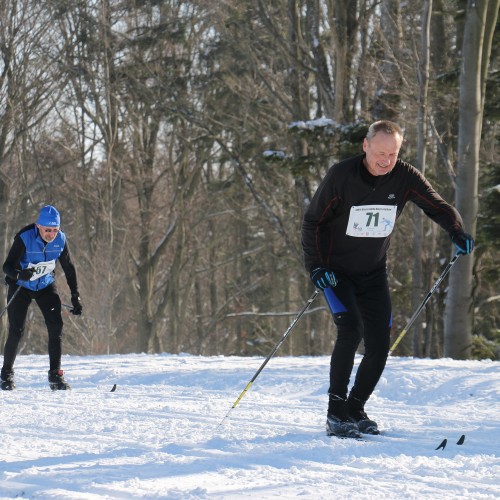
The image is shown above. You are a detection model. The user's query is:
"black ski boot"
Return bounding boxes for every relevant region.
[326,395,361,438]
[48,369,71,391]
[347,395,379,435]
[1,370,15,391]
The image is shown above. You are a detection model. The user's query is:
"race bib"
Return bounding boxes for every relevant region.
[346,205,397,238]
[27,260,56,280]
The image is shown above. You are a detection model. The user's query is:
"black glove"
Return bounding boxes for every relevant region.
[451,231,475,255]
[310,267,337,290]
[70,293,83,315]
[17,268,36,281]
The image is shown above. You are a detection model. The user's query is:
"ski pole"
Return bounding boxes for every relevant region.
[217,289,320,429]
[389,253,461,355]
[0,284,22,320]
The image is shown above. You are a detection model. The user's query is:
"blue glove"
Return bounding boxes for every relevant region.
[451,231,475,255]
[310,267,337,290]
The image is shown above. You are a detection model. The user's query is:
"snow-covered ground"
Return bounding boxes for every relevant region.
[0,353,498,499]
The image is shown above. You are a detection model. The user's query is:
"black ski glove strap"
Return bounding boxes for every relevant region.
[17,268,35,281]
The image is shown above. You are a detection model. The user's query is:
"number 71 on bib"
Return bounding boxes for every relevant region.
[346,205,397,238]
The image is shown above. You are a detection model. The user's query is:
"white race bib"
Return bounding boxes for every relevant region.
[346,205,397,238]
[28,260,56,280]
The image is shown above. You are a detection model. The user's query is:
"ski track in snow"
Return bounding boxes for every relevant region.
[0,354,498,499]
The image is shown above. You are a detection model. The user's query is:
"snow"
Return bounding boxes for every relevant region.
[289,118,337,130]
[262,150,289,160]
[1,353,498,499]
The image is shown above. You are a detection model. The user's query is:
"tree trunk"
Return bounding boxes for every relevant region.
[306,0,334,117]
[412,0,432,357]
[329,0,357,122]
[371,0,403,120]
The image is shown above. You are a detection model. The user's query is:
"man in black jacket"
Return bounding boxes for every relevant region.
[301,120,474,437]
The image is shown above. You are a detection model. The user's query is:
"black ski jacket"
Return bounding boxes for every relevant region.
[302,154,464,274]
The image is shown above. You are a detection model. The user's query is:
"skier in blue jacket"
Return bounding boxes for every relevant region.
[1,205,82,390]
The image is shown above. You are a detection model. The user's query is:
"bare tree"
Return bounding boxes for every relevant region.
[412,0,433,356]
[0,0,71,346]
[444,0,499,358]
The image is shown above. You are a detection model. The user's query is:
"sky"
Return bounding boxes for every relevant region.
[0,353,498,499]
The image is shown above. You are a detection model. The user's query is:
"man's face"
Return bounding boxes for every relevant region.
[362,132,403,176]
[37,225,59,243]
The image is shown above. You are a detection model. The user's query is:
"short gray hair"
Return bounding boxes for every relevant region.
[366,121,404,140]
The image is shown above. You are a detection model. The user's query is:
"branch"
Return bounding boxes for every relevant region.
[225,306,325,318]
[428,115,456,188]
[474,295,500,314]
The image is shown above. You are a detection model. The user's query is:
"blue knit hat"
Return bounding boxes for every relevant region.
[37,205,60,227]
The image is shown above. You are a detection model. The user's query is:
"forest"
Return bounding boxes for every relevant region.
[0,0,498,360]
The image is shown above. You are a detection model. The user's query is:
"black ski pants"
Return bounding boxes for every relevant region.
[324,265,392,403]
[2,283,63,373]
